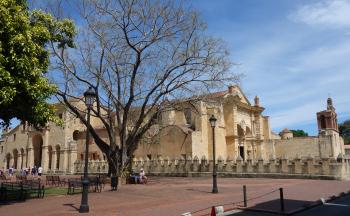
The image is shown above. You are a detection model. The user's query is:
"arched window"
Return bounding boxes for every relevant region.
[56,145,61,170]
[6,153,11,169]
[73,130,80,141]
[48,146,53,170]
[20,148,24,169]
[13,149,18,169]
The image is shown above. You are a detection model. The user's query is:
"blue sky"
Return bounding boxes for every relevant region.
[23,0,349,136]
[189,0,350,135]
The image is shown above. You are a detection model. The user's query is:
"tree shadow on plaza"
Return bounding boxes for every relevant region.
[186,188,212,194]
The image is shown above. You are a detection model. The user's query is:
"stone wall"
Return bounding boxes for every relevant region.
[129,156,350,180]
[273,137,321,159]
[271,133,344,160]
[72,155,350,180]
[74,160,108,174]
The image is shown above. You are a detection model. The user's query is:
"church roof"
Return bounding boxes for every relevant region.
[281,128,291,133]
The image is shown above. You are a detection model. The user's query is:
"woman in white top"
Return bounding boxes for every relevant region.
[38,166,43,176]
[139,168,148,184]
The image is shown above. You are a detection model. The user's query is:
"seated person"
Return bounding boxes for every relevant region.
[139,168,148,184]
[130,170,140,184]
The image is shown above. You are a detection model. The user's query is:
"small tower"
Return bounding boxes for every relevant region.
[317,97,338,132]
[316,97,343,158]
[254,96,260,107]
[279,128,293,140]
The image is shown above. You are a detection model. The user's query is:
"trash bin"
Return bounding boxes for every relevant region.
[111,176,118,190]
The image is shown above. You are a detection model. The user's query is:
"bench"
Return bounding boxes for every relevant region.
[15,175,27,183]
[46,175,66,187]
[45,175,53,185]
[67,178,82,195]
[127,174,147,184]
[0,182,26,202]
[98,174,108,190]
[22,179,45,199]
[67,176,102,195]
[0,175,10,183]
[0,180,44,203]
[127,175,140,184]
[88,176,102,192]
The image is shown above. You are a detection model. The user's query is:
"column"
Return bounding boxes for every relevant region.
[62,149,69,174]
[232,105,239,160]
[27,148,34,168]
[67,141,78,174]
[41,130,50,173]
[52,150,57,173]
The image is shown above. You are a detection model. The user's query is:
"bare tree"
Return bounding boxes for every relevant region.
[49,0,240,176]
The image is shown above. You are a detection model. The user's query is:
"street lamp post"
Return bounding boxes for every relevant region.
[209,115,218,194]
[79,87,96,213]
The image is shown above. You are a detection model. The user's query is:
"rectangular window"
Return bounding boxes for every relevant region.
[58,113,63,119]
[13,134,16,142]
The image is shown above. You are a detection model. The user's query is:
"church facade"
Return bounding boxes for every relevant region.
[0,86,346,178]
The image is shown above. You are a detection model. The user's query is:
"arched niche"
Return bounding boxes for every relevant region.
[20,148,25,169]
[6,153,11,169]
[48,145,53,170]
[32,134,43,167]
[73,130,80,141]
[55,145,61,170]
[13,149,19,169]
[246,126,252,137]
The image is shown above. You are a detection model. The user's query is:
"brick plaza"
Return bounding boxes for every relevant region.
[1,177,350,216]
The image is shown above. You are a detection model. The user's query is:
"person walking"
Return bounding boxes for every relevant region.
[9,166,13,177]
[31,166,35,176]
[38,166,43,176]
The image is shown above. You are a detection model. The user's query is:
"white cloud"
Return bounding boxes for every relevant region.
[269,101,322,129]
[289,0,350,28]
[191,0,350,135]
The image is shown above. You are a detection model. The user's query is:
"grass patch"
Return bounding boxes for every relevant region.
[45,187,84,196]
[45,187,69,196]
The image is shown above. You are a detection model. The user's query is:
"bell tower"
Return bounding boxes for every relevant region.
[316,97,343,158]
[317,97,338,132]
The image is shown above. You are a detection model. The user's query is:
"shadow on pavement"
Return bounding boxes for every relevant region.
[249,198,315,212]
[186,188,212,194]
[63,203,79,211]
[0,200,26,205]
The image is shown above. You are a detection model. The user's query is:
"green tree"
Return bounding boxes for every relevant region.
[0,0,75,127]
[339,120,350,144]
[291,129,309,137]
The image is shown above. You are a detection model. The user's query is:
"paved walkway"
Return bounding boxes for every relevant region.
[1,177,350,216]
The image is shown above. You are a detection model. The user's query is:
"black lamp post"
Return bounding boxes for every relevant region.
[209,115,218,194]
[79,87,96,213]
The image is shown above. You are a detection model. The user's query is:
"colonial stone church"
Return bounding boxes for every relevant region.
[0,86,346,177]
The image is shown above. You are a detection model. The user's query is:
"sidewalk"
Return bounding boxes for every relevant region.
[1,177,350,216]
